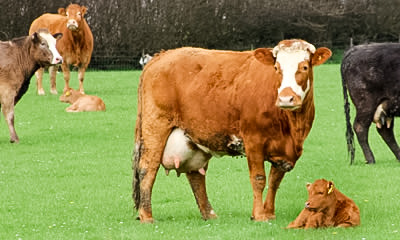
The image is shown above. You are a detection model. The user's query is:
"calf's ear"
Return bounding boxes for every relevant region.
[53,33,63,40]
[327,181,335,194]
[312,47,332,66]
[254,48,275,66]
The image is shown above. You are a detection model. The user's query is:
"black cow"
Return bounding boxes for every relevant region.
[341,43,400,164]
[0,29,62,143]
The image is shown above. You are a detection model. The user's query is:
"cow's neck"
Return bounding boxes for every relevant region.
[286,87,315,156]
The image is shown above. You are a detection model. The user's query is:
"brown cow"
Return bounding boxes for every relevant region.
[29,3,93,95]
[287,179,360,229]
[0,29,62,143]
[59,88,105,112]
[132,40,331,223]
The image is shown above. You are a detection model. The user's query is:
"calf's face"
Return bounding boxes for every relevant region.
[31,30,63,66]
[304,179,336,212]
[254,40,332,110]
[60,89,83,103]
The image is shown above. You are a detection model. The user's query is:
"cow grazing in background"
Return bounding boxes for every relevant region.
[29,3,93,95]
[59,88,105,112]
[287,179,360,229]
[139,54,152,69]
[342,43,400,164]
[133,40,332,223]
[0,29,62,143]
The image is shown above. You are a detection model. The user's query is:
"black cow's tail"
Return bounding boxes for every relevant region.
[133,75,144,212]
[341,59,355,164]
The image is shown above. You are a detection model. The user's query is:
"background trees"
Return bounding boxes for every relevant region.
[0,0,398,69]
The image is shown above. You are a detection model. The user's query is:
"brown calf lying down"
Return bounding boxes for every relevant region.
[287,179,360,229]
[59,89,105,112]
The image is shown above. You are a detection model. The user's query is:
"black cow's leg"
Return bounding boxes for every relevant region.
[376,120,400,161]
[186,169,217,220]
[353,114,375,164]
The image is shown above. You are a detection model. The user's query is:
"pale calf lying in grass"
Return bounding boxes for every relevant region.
[59,88,106,112]
[287,179,360,229]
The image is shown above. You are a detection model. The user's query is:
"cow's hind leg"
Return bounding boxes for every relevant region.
[376,119,400,161]
[133,124,172,223]
[186,169,217,220]
[353,112,375,164]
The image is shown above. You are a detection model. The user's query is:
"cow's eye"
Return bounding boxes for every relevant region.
[317,192,324,195]
[274,65,278,71]
[40,42,46,47]
[303,66,308,71]
[77,12,81,16]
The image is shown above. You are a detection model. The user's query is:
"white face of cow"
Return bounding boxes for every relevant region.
[273,41,316,110]
[39,32,63,65]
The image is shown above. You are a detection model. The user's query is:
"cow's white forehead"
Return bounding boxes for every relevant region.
[38,32,57,46]
[273,41,316,57]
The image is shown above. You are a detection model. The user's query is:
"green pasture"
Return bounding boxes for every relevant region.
[1,65,400,239]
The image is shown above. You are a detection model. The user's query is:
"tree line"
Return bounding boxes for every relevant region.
[0,0,398,69]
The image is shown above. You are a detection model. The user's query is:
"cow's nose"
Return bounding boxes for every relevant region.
[56,57,63,64]
[279,96,294,104]
[305,202,310,208]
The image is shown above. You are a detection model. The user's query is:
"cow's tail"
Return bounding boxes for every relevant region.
[133,74,144,211]
[341,57,355,164]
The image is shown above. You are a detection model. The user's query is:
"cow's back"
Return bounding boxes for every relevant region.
[141,47,277,143]
[29,14,66,35]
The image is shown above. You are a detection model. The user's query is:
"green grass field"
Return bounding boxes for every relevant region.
[1,65,400,239]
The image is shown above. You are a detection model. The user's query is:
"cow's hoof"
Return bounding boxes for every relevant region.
[139,218,154,224]
[10,138,19,144]
[37,89,45,95]
[50,89,58,95]
[202,210,218,220]
[250,214,275,222]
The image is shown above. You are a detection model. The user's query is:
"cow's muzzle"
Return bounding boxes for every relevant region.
[276,87,302,110]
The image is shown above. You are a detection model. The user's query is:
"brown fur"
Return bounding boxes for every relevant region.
[29,4,94,95]
[133,41,331,223]
[59,88,105,112]
[0,29,62,142]
[287,179,360,229]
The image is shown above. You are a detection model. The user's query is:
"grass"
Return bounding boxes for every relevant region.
[1,65,400,239]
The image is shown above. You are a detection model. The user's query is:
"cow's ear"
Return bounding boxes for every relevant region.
[254,48,275,65]
[312,47,332,66]
[81,6,88,15]
[306,182,312,190]
[53,33,63,40]
[327,181,335,194]
[58,8,66,16]
[31,32,40,44]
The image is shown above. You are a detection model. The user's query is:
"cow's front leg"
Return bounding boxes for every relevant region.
[35,68,45,95]
[49,66,58,94]
[263,166,285,220]
[1,96,18,143]
[186,170,217,220]
[78,67,87,94]
[247,151,268,221]
[61,63,71,93]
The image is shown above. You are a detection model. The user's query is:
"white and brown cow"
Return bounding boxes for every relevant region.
[133,40,332,223]
[0,29,62,143]
[29,4,93,95]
